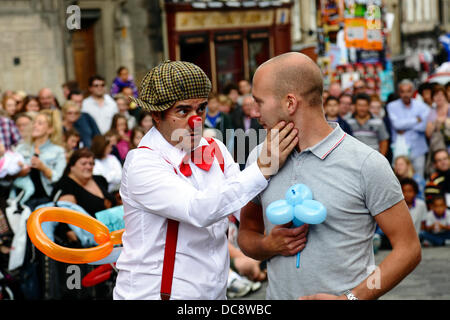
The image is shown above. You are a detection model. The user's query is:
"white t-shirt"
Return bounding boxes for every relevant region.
[93,155,123,193]
[424,209,450,233]
[82,95,118,134]
[409,199,427,234]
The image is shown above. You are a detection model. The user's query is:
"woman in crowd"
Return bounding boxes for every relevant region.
[21,95,40,113]
[109,113,130,162]
[393,155,426,200]
[61,100,100,148]
[114,94,136,129]
[425,85,450,152]
[63,129,80,162]
[90,135,122,194]
[51,148,116,218]
[13,109,66,210]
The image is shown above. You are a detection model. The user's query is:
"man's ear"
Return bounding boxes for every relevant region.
[286,94,299,116]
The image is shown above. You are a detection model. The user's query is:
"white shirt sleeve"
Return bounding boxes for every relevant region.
[123,148,268,228]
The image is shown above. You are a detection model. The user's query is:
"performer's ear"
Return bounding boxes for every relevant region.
[286,94,299,116]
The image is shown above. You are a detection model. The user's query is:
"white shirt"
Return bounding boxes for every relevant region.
[113,127,268,300]
[409,199,427,234]
[93,155,123,193]
[81,95,118,134]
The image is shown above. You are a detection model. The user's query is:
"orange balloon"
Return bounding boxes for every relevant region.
[26,207,123,264]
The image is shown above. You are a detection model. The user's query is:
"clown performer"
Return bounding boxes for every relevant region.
[112,60,301,300]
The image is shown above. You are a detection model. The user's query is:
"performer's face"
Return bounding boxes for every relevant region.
[154,98,208,151]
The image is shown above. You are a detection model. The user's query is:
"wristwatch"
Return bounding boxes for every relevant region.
[343,290,359,300]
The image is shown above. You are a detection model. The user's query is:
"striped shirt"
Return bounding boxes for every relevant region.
[347,115,390,151]
[0,116,21,150]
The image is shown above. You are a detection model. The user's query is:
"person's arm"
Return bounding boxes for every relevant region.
[128,122,298,227]
[300,200,421,300]
[238,201,308,261]
[412,105,430,133]
[379,140,389,157]
[387,103,420,132]
[425,120,436,139]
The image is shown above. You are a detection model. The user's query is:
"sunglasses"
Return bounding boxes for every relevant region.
[92,83,105,88]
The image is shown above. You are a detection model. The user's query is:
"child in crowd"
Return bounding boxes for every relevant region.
[420,194,450,246]
[129,126,145,150]
[63,129,80,162]
[394,156,426,200]
[137,111,153,134]
[400,178,427,235]
[109,114,130,162]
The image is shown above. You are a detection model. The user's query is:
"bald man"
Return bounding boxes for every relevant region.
[38,88,58,110]
[238,52,421,300]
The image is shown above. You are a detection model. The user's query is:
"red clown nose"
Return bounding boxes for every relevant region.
[188,115,202,129]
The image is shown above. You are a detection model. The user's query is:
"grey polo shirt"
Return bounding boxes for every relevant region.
[346,115,390,151]
[246,122,403,300]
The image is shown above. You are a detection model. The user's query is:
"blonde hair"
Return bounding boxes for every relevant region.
[394,156,415,178]
[36,109,63,146]
[61,100,80,117]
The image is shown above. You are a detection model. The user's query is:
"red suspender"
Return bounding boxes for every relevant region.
[138,139,224,300]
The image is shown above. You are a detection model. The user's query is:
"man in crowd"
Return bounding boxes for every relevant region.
[81,75,118,134]
[387,80,430,179]
[38,88,58,110]
[346,93,390,157]
[238,52,421,300]
[113,60,301,300]
[338,93,353,120]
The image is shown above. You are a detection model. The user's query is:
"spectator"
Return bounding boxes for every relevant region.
[13,112,34,143]
[0,114,21,151]
[129,126,145,150]
[62,80,80,100]
[338,93,353,120]
[387,79,430,179]
[424,149,450,206]
[90,135,122,194]
[63,128,80,162]
[68,89,84,109]
[223,82,240,112]
[137,111,153,134]
[400,178,427,235]
[51,148,116,217]
[425,85,450,154]
[22,95,40,113]
[109,113,130,162]
[205,93,233,146]
[420,194,450,246]
[217,94,233,115]
[12,110,65,210]
[324,96,353,136]
[353,79,366,95]
[1,95,18,119]
[238,79,252,96]
[418,82,435,108]
[38,88,59,110]
[394,155,426,200]
[370,95,385,119]
[328,82,342,99]
[12,90,26,112]
[114,93,136,130]
[110,66,138,98]
[231,94,264,170]
[346,93,389,156]
[61,100,101,149]
[82,75,118,135]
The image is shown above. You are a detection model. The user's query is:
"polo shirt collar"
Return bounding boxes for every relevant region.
[307,122,347,160]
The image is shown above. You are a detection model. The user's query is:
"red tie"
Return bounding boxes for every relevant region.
[179,144,215,177]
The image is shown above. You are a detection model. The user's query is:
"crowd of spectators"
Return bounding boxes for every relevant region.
[1,64,450,300]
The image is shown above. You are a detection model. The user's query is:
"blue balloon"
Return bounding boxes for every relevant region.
[294,200,327,225]
[292,217,304,228]
[266,200,294,225]
[285,184,313,206]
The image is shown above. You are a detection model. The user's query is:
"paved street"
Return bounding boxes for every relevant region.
[236,247,450,300]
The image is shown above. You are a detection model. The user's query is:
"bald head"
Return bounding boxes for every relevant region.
[255,52,324,108]
[38,88,55,109]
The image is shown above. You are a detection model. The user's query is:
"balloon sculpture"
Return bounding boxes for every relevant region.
[266,184,327,268]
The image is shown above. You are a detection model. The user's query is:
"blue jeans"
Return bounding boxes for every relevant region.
[419,231,450,246]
